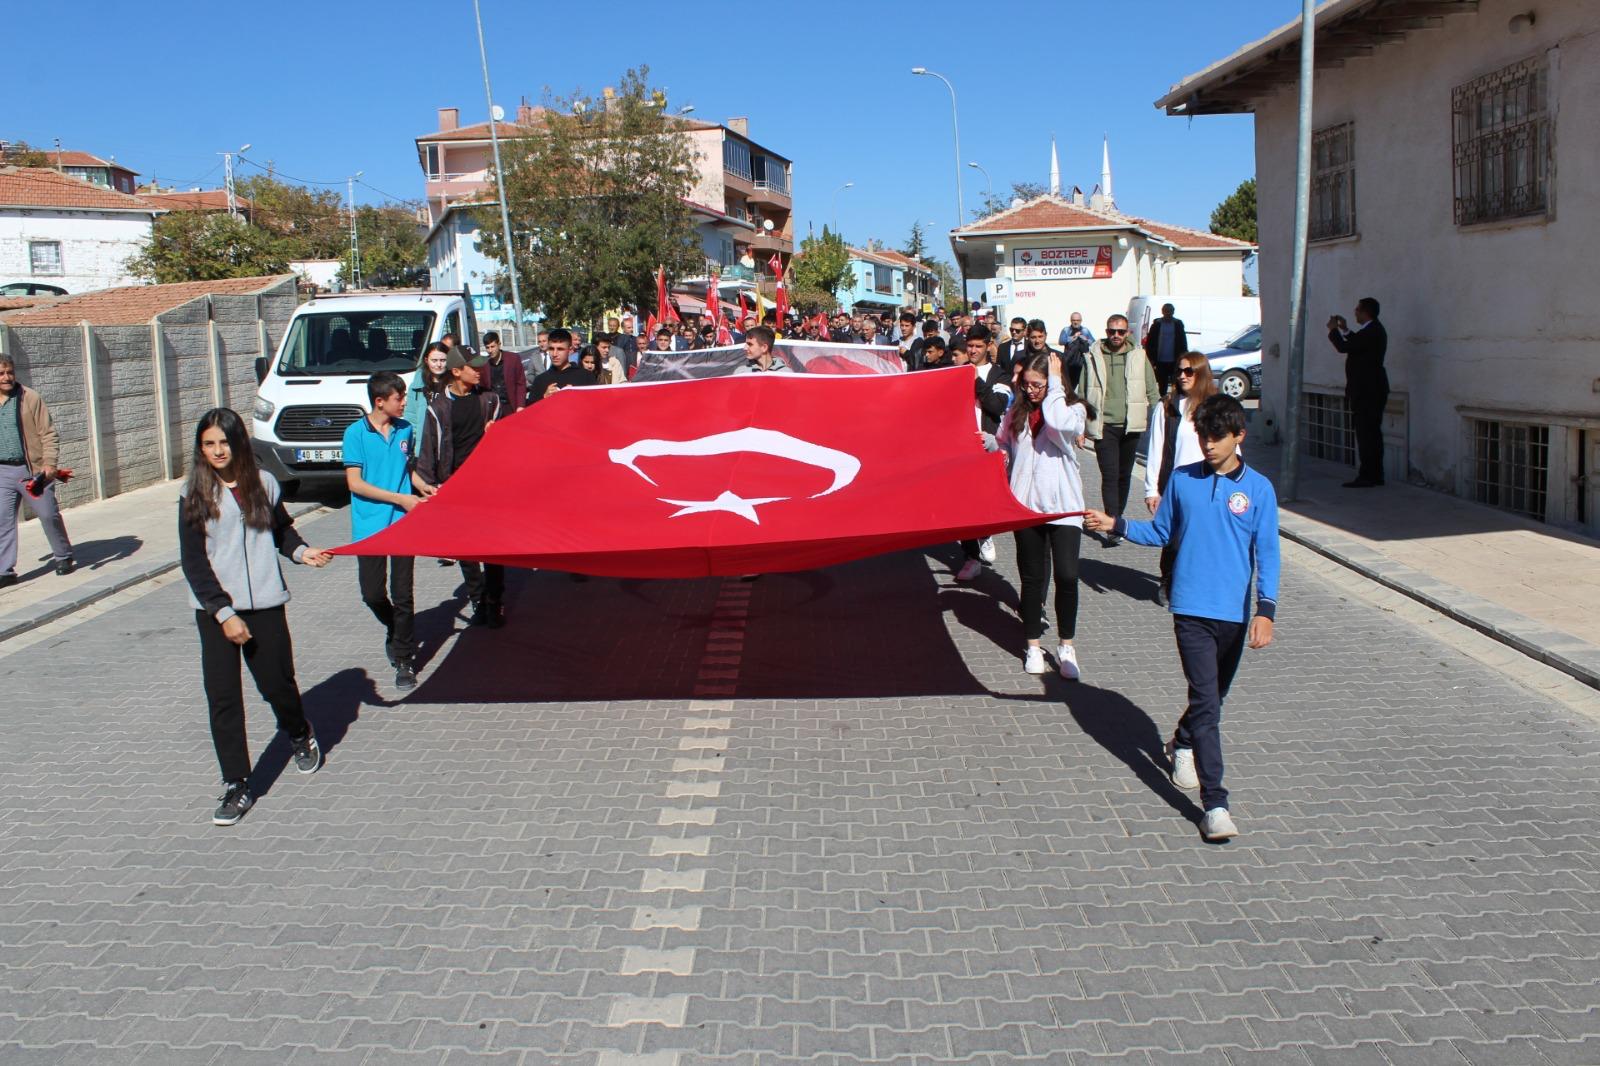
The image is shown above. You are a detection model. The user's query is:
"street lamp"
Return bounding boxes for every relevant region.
[831,181,854,234]
[474,0,527,345]
[913,66,966,308]
[967,161,992,210]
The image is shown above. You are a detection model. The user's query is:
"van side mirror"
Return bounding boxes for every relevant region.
[254,356,268,384]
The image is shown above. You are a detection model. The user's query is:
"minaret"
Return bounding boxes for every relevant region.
[1049,137,1061,196]
[1101,135,1114,209]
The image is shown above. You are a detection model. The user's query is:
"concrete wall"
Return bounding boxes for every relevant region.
[1251,0,1599,525]
[0,279,295,508]
[0,210,154,294]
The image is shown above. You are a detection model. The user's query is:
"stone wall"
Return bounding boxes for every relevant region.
[0,278,296,508]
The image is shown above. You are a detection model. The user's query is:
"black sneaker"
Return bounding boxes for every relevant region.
[395,658,417,690]
[291,729,322,774]
[485,601,505,629]
[55,558,76,576]
[385,639,398,668]
[213,781,254,826]
[468,600,489,626]
[0,572,16,590]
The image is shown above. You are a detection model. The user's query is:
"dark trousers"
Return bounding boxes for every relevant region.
[1152,359,1175,397]
[196,606,309,783]
[1173,614,1247,811]
[358,555,415,660]
[460,561,505,605]
[1351,390,1387,483]
[1095,424,1141,518]
[1014,523,1081,641]
[960,539,981,560]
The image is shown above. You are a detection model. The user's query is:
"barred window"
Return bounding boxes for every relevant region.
[1311,123,1355,241]
[29,241,63,276]
[1470,418,1549,521]
[1452,56,1550,226]
[1300,391,1355,467]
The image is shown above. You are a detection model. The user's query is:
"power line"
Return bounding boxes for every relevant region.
[234,155,416,206]
[356,177,418,205]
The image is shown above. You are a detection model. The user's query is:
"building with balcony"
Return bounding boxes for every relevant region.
[415,103,794,312]
[840,246,941,315]
[0,147,140,196]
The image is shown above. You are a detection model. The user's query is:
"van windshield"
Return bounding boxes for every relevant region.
[275,310,435,376]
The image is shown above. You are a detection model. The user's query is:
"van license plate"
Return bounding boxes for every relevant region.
[294,448,341,463]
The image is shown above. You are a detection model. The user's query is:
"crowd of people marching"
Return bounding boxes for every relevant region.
[122,297,1280,841]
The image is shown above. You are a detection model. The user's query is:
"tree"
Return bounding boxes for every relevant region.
[345,204,427,287]
[1209,178,1257,244]
[126,211,290,283]
[924,257,961,309]
[0,141,50,167]
[902,221,927,259]
[974,181,1049,220]
[476,66,703,325]
[237,174,347,258]
[786,282,838,316]
[790,225,852,298]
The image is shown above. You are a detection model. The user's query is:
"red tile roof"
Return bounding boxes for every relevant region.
[49,150,140,174]
[1128,218,1255,249]
[0,167,164,213]
[0,276,294,326]
[139,188,253,213]
[868,248,937,274]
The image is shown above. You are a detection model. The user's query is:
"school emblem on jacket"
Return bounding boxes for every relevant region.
[1228,491,1250,515]
[400,438,411,456]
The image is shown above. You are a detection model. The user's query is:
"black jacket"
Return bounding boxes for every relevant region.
[974,363,1012,435]
[1329,320,1389,399]
[416,390,502,486]
[528,363,597,404]
[1142,316,1189,362]
[995,338,1027,372]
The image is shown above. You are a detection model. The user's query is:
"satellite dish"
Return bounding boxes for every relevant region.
[491,104,505,122]
[762,219,775,233]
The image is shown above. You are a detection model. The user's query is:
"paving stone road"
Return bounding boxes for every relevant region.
[4,463,1600,1066]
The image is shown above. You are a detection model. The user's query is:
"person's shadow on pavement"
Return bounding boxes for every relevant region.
[250,668,387,799]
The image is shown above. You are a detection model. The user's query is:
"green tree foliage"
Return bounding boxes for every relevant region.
[974,181,1049,220]
[237,174,346,258]
[926,257,961,309]
[345,205,427,287]
[1,141,51,166]
[787,282,838,316]
[476,67,703,324]
[126,211,290,283]
[902,221,927,259]
[790,226,852,298]
[1210,178,1257,244]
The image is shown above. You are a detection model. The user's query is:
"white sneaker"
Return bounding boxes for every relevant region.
[956,558,983,582]
[1200,807,1238,842]
[1166,739,1199,790]
[1023,646,1047,674]
[1056,644,1080,680]
[978,537,997,563]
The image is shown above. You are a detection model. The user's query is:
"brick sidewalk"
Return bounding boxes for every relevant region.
[3,488,1600,1064]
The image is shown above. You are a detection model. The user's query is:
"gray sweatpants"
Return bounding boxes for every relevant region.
[0,462,73,575]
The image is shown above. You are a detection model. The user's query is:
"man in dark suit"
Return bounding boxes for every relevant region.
[1142,302,1188,395]
[996,316,1028,371]
[1327,296,1389,488]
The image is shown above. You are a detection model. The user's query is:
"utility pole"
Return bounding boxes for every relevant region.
[347,171,363,290]
[913,68,966,309]
[1281,0,1316,500]
[474,0,527,347]
[220,143,251,221]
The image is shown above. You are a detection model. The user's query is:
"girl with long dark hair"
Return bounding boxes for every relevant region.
[178,408,332,826]
[1143,351,1220,604]
[996,352,1094,679]
[405,342,452,423]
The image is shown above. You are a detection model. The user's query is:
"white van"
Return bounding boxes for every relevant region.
[1126,294,1261,356]
[251,289,478,491]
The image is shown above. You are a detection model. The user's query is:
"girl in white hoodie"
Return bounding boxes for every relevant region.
[996,352,1093,679]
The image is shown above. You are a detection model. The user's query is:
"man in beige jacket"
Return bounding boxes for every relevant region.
[1082,314,1160,545]
[0,355,74,585]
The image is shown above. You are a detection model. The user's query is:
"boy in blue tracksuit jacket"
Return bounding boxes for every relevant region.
[1085,394,1278,842]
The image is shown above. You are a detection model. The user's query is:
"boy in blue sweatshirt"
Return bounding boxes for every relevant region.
[1084,394,1278,842]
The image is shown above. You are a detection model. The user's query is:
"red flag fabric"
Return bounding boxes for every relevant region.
[737,291,749,325]
[654,266,668,323]
[333,368,1055,577]
[705,273,722,329]
[774,280,788,325]
[766,253,783,277]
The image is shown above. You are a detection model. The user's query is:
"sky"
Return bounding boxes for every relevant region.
[4,0,1294,255]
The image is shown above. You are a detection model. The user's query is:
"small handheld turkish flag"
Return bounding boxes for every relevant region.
[335,369,1056,577]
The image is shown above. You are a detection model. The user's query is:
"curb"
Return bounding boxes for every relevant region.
[1279,514,1600,692]
[0,502,328,645]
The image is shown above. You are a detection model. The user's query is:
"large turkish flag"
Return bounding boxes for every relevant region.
[333,368,1061,577]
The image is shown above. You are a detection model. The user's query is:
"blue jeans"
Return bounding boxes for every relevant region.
[1173,614,1247,811]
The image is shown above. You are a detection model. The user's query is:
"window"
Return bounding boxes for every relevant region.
[1311,123,1355,241]
[722,139,752,181]
[1470,418,1549,521]
[873,265,895,294]
[1452,55,1550,226]
[425,144,441,178]
[275,310,436,376]
[1299,391,1355,467]
[29,241,62,276]
[752,155,788,194]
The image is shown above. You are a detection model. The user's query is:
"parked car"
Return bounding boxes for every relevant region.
[0,281,68,297]
[251,288,479,492]
[1206,324,1263,400]
[1127,294,1261,356]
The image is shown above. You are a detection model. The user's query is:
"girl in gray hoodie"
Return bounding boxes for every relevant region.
[178,408,332,826]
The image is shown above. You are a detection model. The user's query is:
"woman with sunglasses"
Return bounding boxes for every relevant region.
[996,351,1095,679]
[1143,352,1220,604]
[1083,314,1161,545]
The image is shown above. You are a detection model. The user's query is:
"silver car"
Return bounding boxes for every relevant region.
[1206,324,1262,400]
